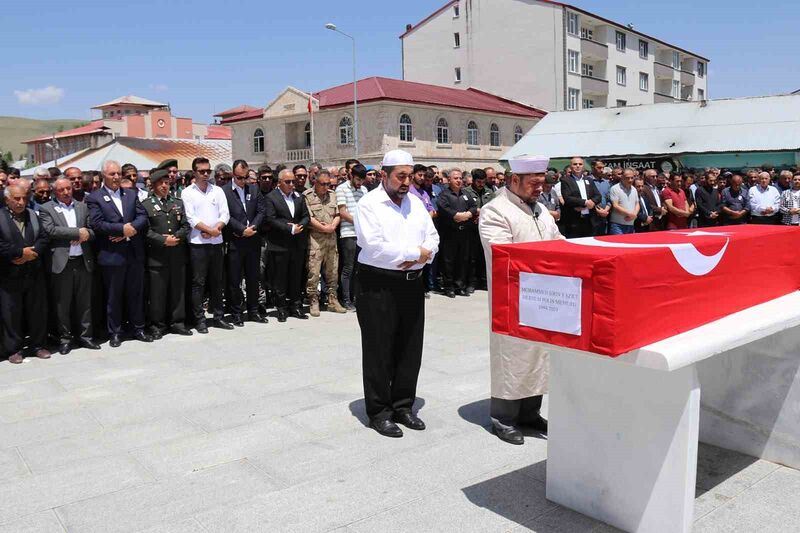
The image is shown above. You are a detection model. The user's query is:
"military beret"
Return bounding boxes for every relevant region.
[150,168,170,183]
[156,159,178,171]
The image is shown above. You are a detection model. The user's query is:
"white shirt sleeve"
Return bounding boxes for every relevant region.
[217,187,230,225]
[182,188,201,229]
[356,200,420,265]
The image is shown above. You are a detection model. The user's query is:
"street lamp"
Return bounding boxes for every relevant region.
[325,22,358,158]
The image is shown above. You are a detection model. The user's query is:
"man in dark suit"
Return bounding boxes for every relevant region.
[0,183,51,363]
[39,177,100,354]
[85,160,153,347]
[559,158,602,239]
[264,168,310,322]
[143,169,192,338]
[223,160,267,326]
[633,177,654,233]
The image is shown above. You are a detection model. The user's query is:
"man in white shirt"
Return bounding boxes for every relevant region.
[748,171,782,225]
[181,157,233,333]
[354,149,439,438]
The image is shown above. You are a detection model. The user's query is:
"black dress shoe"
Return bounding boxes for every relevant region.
[369,418,403,438]
[210,319,235,330]
[247,314,269,324]
[78,339,101,350]
[445,290,456,299]
[520,415,548,435]
[149,328,163,340]
[109,334,123,348]
[169,325,194,336]
[392,411,426,431]
[133,330,154,343]
[196,324,209,334]
[493,426,524,445]
[456,288,470,297]
[466,286,475,295]
[231,316,245,327]
[58,343,72,355]
[277,310,288,323]
[289,309,308,320]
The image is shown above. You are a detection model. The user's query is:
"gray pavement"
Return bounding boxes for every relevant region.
[0,291,797,532]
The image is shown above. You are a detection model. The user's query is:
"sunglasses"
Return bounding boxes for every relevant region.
[366,172,377,176]
[197,169,212,175]
[295,174,308,179]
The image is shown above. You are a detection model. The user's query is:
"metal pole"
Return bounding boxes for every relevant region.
[352,37,358,158]
[310,93,316,163]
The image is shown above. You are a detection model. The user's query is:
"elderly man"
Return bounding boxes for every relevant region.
[720,174,750,225]
[86,160,152,347]
[695,172,722,227]
[39,178,99,354]
[63,166,85,202]
[560,157,601,238]
[479,155,564,445]
[437,168,477,298]
[32,178,52,209]
[608,168,640,235]
[0,184,51,363]
[749,171,781,225]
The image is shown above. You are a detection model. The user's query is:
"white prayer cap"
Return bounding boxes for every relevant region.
[381,149,414,167]
[509,155,549,175]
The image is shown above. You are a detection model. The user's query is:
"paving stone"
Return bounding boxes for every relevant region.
[512,506,622,532]
[696,442,781,498]
[0,510,65,533]
[0,378,67,403]
[694,489,731,521]
[0,447,28,482]
[1,411,102,448]
[134,518,208,533]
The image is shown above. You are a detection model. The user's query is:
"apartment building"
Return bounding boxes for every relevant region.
[401,0,709,111]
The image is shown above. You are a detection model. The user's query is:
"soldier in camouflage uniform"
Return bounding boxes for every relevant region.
[303,170,347,317]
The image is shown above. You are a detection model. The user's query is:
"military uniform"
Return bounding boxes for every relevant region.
[303,187,346,316]
[143,191,191,335]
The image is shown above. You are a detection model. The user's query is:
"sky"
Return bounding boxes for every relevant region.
[3,0,798,123]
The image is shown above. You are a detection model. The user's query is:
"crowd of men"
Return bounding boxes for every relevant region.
[0,155,798,365]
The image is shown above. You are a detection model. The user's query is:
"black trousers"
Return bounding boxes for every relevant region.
[269,247,305,311]
[751,215,780,225]
[227,241,260,317]
[0,272,48,355]
[356,265,425,421]
[190,244,224,324]
[440,227,470,291]
[467,228,486,289]
[101,258,145,335]
[490,396,543,430]
[51,258,93,343]
[565,215,594,239]
[147,256,186,331]
[339,237,359,304]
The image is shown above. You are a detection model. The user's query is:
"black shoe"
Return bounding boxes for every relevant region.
[78,338,101,350]
[196,324,209,334]
[210,319,235,330]
[289,309,308,320]
[58,343,72,355]
[456,288,469,297]
[466,286,475,295]
[369,418,403,438]
[149,328,163,340]
[134,330,154,343]
[392,411,426,431]
[169,325,194,336]
[231,315,245,327]
[520,415,548,435]
[493,426,524,445]
[109,334,123,348]
[424,292,431,299]
[445,290,456,299]
[247,314,269,324]
[277,310,288,323]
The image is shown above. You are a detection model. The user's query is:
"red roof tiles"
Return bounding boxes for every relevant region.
[22,120,112,144]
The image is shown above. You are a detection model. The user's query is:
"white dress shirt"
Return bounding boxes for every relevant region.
[181,182,230,245]
[233,182,249,225]
[56,200,83,257]
[572,175,590,215]
[355,187,439,271]
[281,190,296,217]
[103,186,124,217]
[648,184,662,208]
[748,185,781,216]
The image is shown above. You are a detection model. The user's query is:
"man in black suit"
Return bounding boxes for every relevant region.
[86,160,153,347]
[223,160,267,326]
[264,168,309,322]
[0,183,51,363]
[559,157,602,239]
[39,177,101,354]
[633,177,654,233]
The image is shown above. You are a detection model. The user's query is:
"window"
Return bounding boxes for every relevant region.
[454,67,462,83]
[616,100,627,107]
[672,80,681,98]
[253,128,264,153]
[514,125,524,143]
[672,51,680,69]
[304,122,311,147]
[639,72,649,91]
[639,40,649,59]
[567,12,579,36]
[581,27,593,40]
[339,116,353,145]
[568,50,579,74]
[454,32,460,48]
[453,4,459,17]
[568,88,580,111]
[615,31,626,52]
[467,120,479,146]
[437,118,450,144]
[698,62,706,78]
[399,114,413,142]
[616,66,627,86]
[490,123,500,147]
[698,88,705,100]
[583,98,595,109]
[581,63,594,77]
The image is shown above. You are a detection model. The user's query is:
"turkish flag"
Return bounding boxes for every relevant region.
[491,225,800,357]
[308,94,313,114]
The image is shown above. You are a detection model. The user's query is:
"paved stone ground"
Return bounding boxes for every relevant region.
[0,291,797,532]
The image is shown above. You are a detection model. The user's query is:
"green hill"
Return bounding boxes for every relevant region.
[0,116,87,162]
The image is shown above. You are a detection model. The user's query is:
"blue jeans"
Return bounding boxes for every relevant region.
[608,223,635,235]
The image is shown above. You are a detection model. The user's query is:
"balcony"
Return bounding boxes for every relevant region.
[680,69,695,86]
[581,75,609,95]
[581,38,608,61]
[654,62,674,79]
[286,148,311,162]
[654,92,676,104]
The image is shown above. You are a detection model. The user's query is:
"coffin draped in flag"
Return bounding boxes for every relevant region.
[491,225,800,357]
